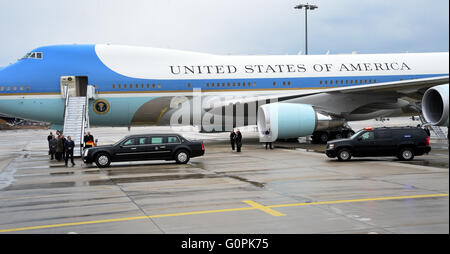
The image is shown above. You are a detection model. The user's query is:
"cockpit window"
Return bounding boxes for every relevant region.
[21,52,43,60]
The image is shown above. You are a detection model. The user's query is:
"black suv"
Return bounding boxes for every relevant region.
[83,134,205,167]
[326,127,431,161]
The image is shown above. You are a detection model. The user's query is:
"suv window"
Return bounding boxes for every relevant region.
[151,137,164,144]
[360,131,374,141]
[376,130,392,139]
[123,138,136,146]
[168,136,180,143]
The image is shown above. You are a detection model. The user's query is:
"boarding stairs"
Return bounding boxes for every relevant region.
[62,85,94,157]
[419,114,447,140]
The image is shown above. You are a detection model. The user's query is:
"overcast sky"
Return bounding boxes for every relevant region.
[0,0,448,65]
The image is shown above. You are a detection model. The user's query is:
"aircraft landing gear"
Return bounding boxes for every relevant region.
[312,127,354,144]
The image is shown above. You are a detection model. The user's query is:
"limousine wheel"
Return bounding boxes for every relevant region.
[95,153,111,168]
[175,150,190,164]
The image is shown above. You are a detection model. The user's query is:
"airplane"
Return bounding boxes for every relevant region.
[0,44,448,144]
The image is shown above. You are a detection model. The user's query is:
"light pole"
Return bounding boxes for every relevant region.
[294,3,318,55]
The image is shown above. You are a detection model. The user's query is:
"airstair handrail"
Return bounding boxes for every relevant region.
[62,85,70,131]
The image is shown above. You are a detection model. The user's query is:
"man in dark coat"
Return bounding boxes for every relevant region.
[235,130,243,153]
[84,131,95,149]
[56,134,64,161]
[229,130,236,151]
[47,132,53,155]
[64,136,75,167]
[48,135,57,160]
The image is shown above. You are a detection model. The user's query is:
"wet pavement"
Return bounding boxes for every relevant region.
[0,127,448,234]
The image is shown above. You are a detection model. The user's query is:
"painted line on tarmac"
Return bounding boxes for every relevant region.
[0,193,447,233]
[243,200,286,216]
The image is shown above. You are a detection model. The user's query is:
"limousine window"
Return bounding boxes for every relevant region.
[123,139,136,146]
[151,137,163,144]
[168,137,180,143]
[138,137,146,145]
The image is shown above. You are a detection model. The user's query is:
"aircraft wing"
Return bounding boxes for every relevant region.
[203,75,449,119]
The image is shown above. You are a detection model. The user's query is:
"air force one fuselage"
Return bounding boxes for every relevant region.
[0,44,448,138]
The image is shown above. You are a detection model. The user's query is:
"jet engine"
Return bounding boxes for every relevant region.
[257,103,345,139]
[421,84,449,126]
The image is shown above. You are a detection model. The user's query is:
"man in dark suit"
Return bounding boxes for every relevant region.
[84,131,95,149]
[65,136,75,167]
[235,130,243,153]
[230,130,236,151]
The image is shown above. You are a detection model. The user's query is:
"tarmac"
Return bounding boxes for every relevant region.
[0,121,448,234]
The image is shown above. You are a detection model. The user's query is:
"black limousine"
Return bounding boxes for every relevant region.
[83,134,205,167]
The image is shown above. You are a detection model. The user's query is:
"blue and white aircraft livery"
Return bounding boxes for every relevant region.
[0,44,448,140]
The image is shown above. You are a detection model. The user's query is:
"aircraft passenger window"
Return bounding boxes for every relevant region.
[26,86,30,91]
[112,84,116,89]
[283,82,286,86]
[124,84,127,88]
[13,86,17,91]
[341,80,344,84]
[374,80,377,83]
[0,86,3,91]
[19,86,24,91]
[237,83,241,87]
[330,80,333,85]
[123,138,136,146]
[141,84,144,88]
[206,83,210,87]
[320,81,323,85]
[222,83,226,87]
[147,84,150,88]
[135,84,138,88]
[273,82,276,86]
[227,83,230,87]
[152,84,156,88]
[346,80,349,84]
[158,84,161,88]
[233,83,236,87]
[365,80,367,84]
[6,86,10,91]
[253,82,256,87]
[360,80,363,84]
[118,84,121,89]
[212,83,215,87]
[187,83,191,88]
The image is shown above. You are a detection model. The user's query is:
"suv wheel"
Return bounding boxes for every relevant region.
[175,150,190,164]
[337,148,352,161]
[399,147,415,161]
[95,153,111,168]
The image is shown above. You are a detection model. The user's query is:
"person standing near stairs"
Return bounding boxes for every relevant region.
[84,131,95,149]
[65,136,75,167]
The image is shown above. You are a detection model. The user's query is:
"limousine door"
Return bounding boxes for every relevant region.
[115,137,142,161]
[145,136,172,160]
